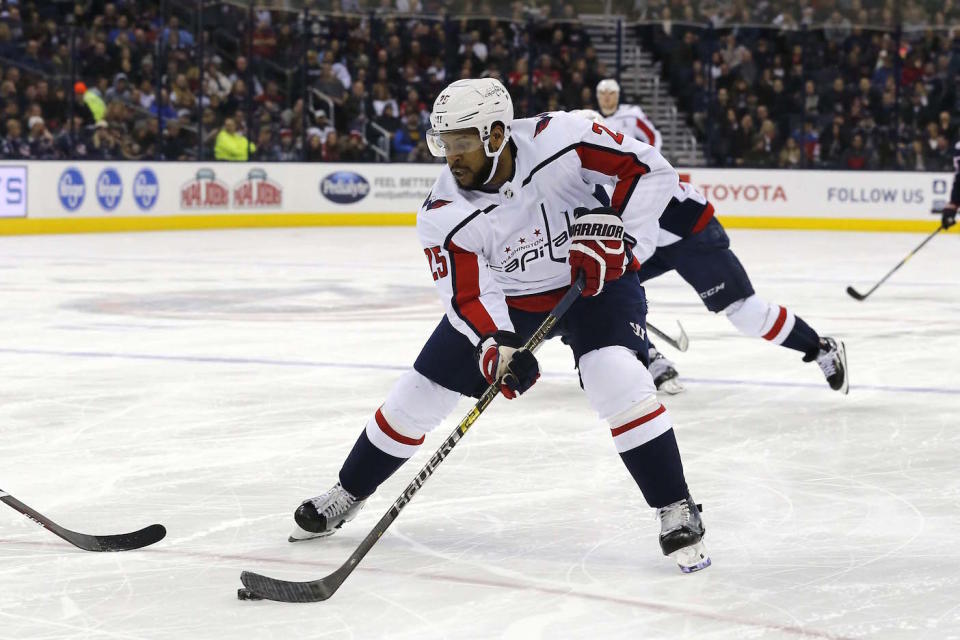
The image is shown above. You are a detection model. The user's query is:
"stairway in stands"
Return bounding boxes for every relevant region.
[579,15,705,166]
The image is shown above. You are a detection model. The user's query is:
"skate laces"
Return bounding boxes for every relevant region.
[816,341,838,377]
[658,499,692,533]
[309,483,357,518]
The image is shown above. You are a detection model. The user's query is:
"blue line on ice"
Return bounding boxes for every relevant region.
[0,346,956,396]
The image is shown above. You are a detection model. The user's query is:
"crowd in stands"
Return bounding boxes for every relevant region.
[639,0,960,169]
[0,0,597,163]
[0,0,957,170]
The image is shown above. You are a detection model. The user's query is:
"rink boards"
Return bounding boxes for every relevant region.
[0,161,953,235]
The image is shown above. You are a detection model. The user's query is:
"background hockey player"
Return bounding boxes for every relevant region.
[290,78,711,574]
[939,140,959,230]
[596,78,662,151]
[575,108,849,395]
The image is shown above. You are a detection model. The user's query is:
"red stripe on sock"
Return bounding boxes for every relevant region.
[611,404,666,437]
[762,306,788,341]
[375,408,425,446]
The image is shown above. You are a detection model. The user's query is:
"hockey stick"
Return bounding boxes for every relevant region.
[238,273,588,603]
[647,320,689,352]
[846,223,945,301]
[0,488,166,552]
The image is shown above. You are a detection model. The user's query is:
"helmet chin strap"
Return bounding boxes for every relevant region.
[482,137,507,185]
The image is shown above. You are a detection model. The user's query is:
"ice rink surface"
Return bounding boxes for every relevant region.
[0,226,958,640]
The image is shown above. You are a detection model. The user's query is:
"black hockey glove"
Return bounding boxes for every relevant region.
[942,204,957,230]
[476,331,540,399]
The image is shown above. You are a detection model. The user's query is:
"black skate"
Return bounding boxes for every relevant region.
[289,482,366,542]
[804,337,848,394]
[657,496,710,573]
[648,347,685,395]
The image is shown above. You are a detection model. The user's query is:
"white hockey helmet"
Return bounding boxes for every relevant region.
[427,78,513,184]
[596,78,621,116]
[596,78,620,95]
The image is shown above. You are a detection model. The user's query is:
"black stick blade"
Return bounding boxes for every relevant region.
[88,524,167,551]
[846,286,867,301]
[240,570,339,603]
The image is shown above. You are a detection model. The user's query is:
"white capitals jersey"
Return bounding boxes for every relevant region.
[417,111,678,345]
[602,104,662,151]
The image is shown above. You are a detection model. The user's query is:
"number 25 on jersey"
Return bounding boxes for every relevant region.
[424,246,448,281]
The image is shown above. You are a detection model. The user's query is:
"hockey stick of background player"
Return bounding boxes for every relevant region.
[846,223,945,301]
[647,320,689,352]
[238,272,588,603]
[0,487,166,551]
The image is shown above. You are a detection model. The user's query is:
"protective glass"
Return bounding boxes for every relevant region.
[426,129,485,158]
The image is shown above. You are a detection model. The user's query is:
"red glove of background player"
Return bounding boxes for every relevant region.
[568,206,627,297]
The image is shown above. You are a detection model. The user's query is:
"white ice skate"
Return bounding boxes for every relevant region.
[657,496,711,573]
[648,347,685,395]
[807,337,849,394]
[289,482,366,542]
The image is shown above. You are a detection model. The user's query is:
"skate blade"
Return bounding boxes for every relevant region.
[288,527,336,543]
[836,340,849,395]
[670,541,711,573]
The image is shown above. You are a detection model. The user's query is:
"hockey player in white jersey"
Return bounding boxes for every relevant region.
[290,78,710,574]
[573,108,849,395]
[596,78,662,151]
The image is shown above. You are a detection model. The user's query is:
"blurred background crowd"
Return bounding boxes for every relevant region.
[0,0,957,169]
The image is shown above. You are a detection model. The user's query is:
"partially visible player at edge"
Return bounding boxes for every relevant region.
[289,78,711,573]
[585,80,849,396]
[939,140,959,229]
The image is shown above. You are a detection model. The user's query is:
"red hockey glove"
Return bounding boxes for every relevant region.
[568,206,627,297]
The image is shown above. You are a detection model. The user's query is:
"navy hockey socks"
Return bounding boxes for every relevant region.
[338,430,406,499]
[618,429,690,508]
[781,314,821,357]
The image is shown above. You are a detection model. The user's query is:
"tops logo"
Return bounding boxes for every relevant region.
[133,168,159,210]
[58,167,85,211]
[233,168,282,208]
[321,171,370,204]
[181,168,229,208]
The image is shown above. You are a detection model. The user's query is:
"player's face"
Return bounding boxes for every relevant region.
[597,90,619,116]
[442,130,492,189]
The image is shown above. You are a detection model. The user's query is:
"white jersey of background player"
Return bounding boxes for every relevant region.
[571,108,849,397]
[289,78,711,574]
[596,78,662,151]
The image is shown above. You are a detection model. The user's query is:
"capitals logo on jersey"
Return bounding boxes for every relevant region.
[493,205,570,274]
[534,114,553,138]
[423,193,452,210]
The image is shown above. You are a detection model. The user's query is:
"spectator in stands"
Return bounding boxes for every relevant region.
[341,131,371,162]
[75,82,105,123]
[214,117,255,161]
[204,56,232,101]
[229,56,263,97]
[26,115,55,158]
[305,128,324,161]
[275,129,299,161]
[392,110,423,160]
[778,135,803,168]
[161,119,191,160]
[254,127,279,161]
[841,133,872,170]
[90,121,121,160]
[105,73,132,104]
[1,118,28,158]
